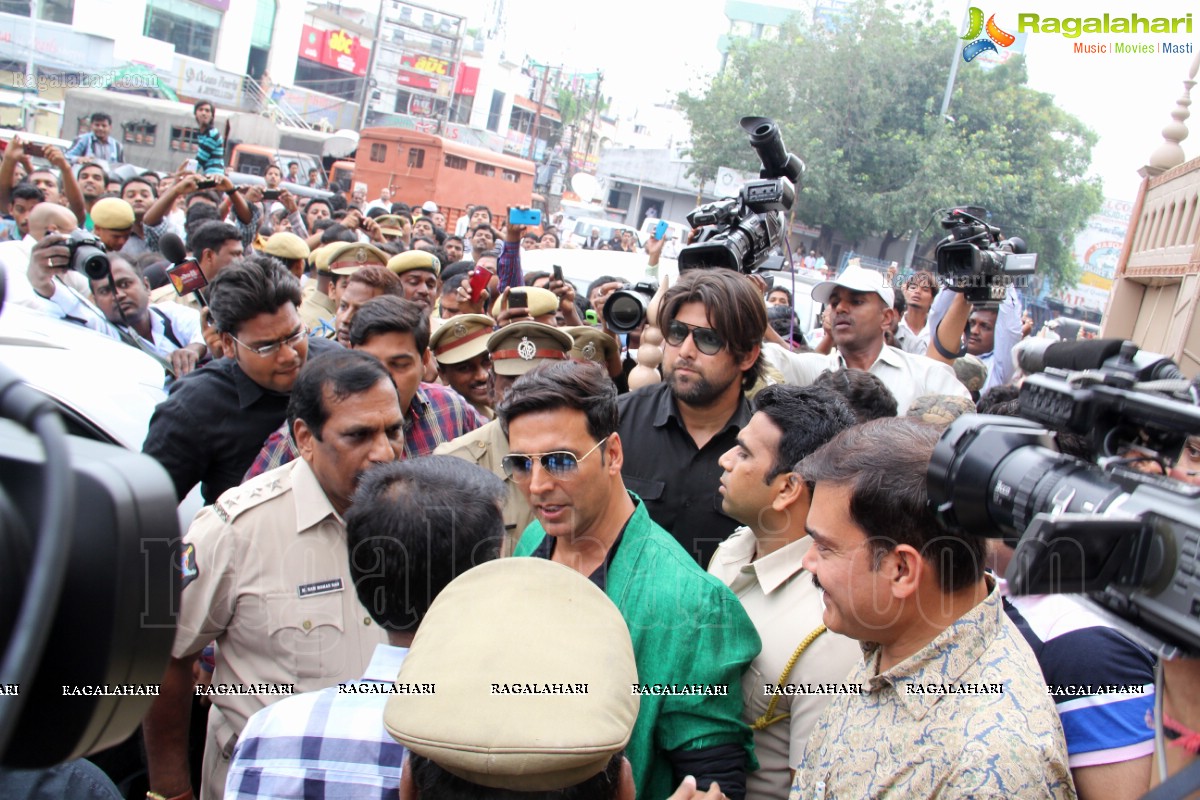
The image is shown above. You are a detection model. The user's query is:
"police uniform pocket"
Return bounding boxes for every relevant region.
[264,593,346,679]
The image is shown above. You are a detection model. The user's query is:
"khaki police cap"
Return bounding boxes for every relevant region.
[491,286,559,319]
[384,559,638,792]
[327,242,389,275]
[376,214,405,236]
[263,231,310,261]
[91,197,135,231]
[310,243,334,273]
[387,249,441,278]
[564,326,618,366]
[428,314,495,365]
[486,321,573,376]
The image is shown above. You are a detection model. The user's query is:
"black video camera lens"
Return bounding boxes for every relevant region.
[64,230,110,281]
[602,282,658,333]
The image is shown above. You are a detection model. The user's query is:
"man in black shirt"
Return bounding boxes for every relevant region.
[142,256,339,503]
[617,270,767,567]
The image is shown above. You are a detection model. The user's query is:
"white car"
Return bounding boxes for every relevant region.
[1,304,203,526]
[564,217,642,249]
[519,248,679,299]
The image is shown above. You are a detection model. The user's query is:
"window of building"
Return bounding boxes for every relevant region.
[607,189,631,211]
[448,93,473,125]
[407,147,425,169]
[370,142,387,162]
[444,154,468,170]
[474,163,495,177]
[250,0,275,49]
[144,0,221,62]
[122,120,157,147]
[169,126,200,152]
[486,90,505,133]
[501,170,521,184]
[0,0,74,24]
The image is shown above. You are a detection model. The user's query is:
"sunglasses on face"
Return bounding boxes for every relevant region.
[501,438,607,481]
[665,320,725,356]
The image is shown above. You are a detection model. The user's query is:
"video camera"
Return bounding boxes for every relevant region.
[934,206,1037,303]
[678,117,804,274]
[927,337,1200,656]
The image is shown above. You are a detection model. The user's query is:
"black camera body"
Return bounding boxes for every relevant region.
[934,206,1037,303]
[678,117,804,274]
[602,281,658,334]
[928,340,1200,656]
[65,230,110,281]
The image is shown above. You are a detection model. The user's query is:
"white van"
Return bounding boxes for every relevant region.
[567,217,641,249]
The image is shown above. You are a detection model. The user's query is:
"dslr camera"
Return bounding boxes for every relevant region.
[678,116,804,274]
[64,230,110,281]
[933,205,1037,303]
[928,338,1200,656]
[602,281,659,334]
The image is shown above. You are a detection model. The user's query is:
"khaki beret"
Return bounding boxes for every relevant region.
[491,286,559,319]
[384,559,638,792]
[487,321,573,376]
[387,249,441,278]
[429,314,495,365]
[953,354,989,394]
[906,394,977,428]
[91,197,135,230]
[263,231,310,261]
[564,326,618,366]
[376,214,405,236]
[327,242,389,275]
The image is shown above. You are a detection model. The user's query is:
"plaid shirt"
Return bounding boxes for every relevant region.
[225,644,408,800]
[243,383,484,481]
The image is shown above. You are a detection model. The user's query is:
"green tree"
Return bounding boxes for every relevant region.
[679,0,1101,291]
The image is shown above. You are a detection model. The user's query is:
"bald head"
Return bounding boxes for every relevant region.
[29,203,79,240]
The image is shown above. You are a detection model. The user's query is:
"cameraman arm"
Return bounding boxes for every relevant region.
[980,285,1022,392]
[145,175,196,227]
[928,288,969,365]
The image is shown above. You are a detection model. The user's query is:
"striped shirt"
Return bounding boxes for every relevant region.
[1004,591,1156,768]
[226,644,408,799]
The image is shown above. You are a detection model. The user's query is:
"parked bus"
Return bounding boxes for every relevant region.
[352,128,534,228]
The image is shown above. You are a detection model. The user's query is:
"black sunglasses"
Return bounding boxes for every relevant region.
[501,439,606,481]
[665,320,725,356]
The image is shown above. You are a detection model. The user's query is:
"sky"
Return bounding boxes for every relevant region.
[485,0,1200,204]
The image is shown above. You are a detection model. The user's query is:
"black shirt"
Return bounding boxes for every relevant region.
[529,506,629,591]
[616,382,750,568]
[142,336,341,504]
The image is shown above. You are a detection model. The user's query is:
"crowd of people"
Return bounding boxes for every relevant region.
[2,122,1199,800]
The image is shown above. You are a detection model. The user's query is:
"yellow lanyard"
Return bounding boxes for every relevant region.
[752,624,827,731]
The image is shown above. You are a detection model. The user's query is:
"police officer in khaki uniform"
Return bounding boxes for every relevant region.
[564,325,623,379]
[428,313,496,419]
[262,231,310,279]
[435,321,572,555]
[298,243,337,335]
[307,242,390,339]
[143,350,399,800]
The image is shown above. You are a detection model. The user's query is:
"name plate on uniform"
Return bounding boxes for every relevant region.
[298,578,344,598]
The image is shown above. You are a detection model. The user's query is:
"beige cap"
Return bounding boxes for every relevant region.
[263,231,310,261]
[487,321,573,376]
[91,197,135,230]
[564,326,618,366]
[384,558,638,791]
[491,286,559,319]
[327,242,389,275]
[429,313,495,365]
[376,214,405,236]
[387,249,441,278]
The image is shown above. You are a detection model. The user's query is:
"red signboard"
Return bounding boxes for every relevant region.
[454,65,479,97]
[408,95,435,117]
[298,25,370,76]
[397,70,438,91]
[400,53,452,76]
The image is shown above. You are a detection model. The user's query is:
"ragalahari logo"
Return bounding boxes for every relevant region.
[961,8,1016,62]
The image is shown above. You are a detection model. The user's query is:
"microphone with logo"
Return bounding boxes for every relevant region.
[160,232,208,305]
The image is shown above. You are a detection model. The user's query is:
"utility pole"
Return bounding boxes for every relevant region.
[357,0,385,130]
[23,0,37,131]
[526,63,551,161]
[581,70,603,175]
